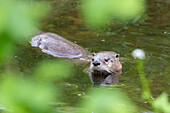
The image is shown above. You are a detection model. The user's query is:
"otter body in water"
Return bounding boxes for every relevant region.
[30,33,91,59]
[30,33,122,84]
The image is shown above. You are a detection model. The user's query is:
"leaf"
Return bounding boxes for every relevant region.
[152,93,170,113]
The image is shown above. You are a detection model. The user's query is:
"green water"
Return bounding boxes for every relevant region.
[12,0,170,112]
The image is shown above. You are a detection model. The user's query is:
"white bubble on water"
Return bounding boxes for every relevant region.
[132,49,145,59]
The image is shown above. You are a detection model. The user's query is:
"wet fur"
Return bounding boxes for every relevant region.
[89,51,122,84]
[30,33,122,85]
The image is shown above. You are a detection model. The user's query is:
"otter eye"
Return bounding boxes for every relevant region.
[105,59,109,62]
[92,52,96,56]
[115,54,120,58]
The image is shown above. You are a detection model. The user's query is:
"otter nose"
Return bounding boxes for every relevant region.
[93,61,100,66]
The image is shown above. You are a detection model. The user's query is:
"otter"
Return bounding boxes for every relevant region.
[89,51,122,84]
[30,32,122,84]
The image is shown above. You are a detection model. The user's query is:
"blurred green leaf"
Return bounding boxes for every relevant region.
[80,88,137,113]
[0,0,49,62]
[0,37,13,62]
[152,93,170,113]
[109,0,145,21]
[82,0,110,26]
[34,60,73,81]
[0,0,49,39]
[81,0,145,27]
[0,72,57,113]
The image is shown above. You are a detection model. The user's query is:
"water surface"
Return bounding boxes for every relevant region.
[12,0,170,112]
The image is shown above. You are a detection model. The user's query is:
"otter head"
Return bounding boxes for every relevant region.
[90,51,122,84]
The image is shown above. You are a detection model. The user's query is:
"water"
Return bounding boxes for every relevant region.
[11,0,170,112]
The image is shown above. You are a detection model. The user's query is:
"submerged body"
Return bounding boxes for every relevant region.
[30,33,122,84]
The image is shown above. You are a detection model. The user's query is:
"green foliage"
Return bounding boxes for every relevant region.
[0,0,49,62]
[0,60,73,113]
[0,72,57,113]
[152,93,170,113]
[0,0,63,113]
[81,0,145,27]
[133,49,170,113]
[0,0,48,39]
[34,60,73,81]
[80,88,137,113]
[136,59,152,101]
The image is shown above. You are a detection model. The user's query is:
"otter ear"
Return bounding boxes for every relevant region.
[92,52,96,56]
[115,54,120,58]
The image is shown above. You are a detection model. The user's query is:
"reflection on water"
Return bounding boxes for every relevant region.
[9,0,170,112]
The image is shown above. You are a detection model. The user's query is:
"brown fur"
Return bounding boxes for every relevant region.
[30,33,122,84]
[89,51,122,84]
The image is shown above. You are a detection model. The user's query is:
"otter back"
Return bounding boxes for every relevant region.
[30,33,90,59]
